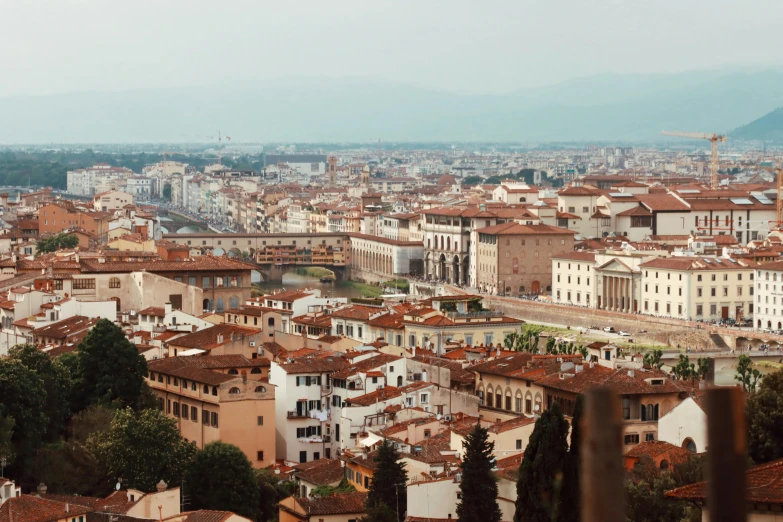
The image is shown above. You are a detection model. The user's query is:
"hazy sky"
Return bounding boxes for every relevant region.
[3,0,783,97]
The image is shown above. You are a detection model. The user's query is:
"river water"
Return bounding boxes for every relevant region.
[252,273,369,300]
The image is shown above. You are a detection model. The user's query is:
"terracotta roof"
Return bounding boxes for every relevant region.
[163,511,239,522]
[536,366,684,395]
[474,223,575,236]
[264,290,313,303]
[138,306,165,317]
[345,386,403,406]
[287,492,367,516]
[168,324,261,349]
[636,194,690,212]
[277,355,349,375]
[331,353,401,379]
[32,315,97,340]
[294,458,345,486]
[666,457,783,504]
[640,257,754,271]
[551,251,596,262]
[330,305,382,321]
[0,495,92,522]
[78,256,256,273]
[625,440,692,460]
[616,205,652,217]
[368,312,405,329]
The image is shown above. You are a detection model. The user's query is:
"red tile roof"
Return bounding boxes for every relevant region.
[167,324,261,349]
[666,457,783,504]
[0,495,92,522]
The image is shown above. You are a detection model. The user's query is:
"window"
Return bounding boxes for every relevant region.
[211,412,219,428]
[424,429,431,438]
[191,406,198,422]
[73,278,96,290]
[624,434,640,445]
[182,405,189,420]
[202,276,211,288]
[173,402,180,416]
[257,416,264,426]
[109,277,121,288]
[516,439,523,450]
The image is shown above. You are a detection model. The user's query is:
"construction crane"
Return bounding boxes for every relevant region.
[661,131,726,190]
[759,160,783,227]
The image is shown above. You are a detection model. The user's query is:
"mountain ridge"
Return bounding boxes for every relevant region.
[2,69,783,143]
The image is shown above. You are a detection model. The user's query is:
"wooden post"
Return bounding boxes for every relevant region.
[706,387,747,522]
[581,388,624,522]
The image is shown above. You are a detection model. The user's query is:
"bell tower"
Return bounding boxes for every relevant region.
[328,156,337,186]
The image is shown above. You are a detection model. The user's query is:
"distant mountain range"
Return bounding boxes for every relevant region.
[731,107,783,142]
[2,69,783,144]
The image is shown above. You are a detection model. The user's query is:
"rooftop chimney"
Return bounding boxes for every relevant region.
[164,302,172,315]
[37,483,47,495]
[156,480,168,492]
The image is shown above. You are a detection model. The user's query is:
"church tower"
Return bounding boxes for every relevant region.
[361,165,370,187]
[328,156,337,186]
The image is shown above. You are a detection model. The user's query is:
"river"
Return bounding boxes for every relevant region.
[252,272,371,300]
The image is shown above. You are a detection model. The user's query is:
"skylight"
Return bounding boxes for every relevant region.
[730,198,753,205]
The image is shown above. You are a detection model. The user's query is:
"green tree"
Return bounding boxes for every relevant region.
[0,358,48,482]
[643,349,664,369]
[515,402,570,522]
[747,369,783,464]
[32,406,114,497]
[484,176,502,185]
[72,318,148,411]
[558,395,583,522]
[256,468,296,522]
[312,478,356,496]
[185,442,260,520]
[162,183,172,201]
[363,503,398,522]
[94,408,196,492]
[736,354,762,392]
[9,344,72,440]
[368,440,408,522]
[462,176,484,186]
[456,424,501,522]
[37,232,79,254]
[0,414,14,468]
[625,462,685,522]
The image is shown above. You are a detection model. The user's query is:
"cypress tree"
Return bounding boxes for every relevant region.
[368,440,408,522]
[514,402,570,522]
[558,395,584,522]
[456,424,502,522]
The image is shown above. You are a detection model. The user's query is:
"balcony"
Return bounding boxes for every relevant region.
[287,410,310,419]
[298,436,326,443]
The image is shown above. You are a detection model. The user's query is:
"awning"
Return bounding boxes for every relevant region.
[359,432,384,447]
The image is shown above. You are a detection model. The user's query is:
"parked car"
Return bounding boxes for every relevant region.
[603,326,615,333]
[618,331,631,337]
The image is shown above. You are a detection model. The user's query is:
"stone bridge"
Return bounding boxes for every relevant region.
[255,264,347,284]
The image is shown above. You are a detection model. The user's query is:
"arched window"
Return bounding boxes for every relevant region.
[660,460,669,470]
[229,387,241,394]
[641,404,647,421]
[203,384,209,393]
[230,297,239,309]
[149,372,155,380]
[683,438,697,453]
[254,386,266,393]
[268,317,275,327]
[212,386,218,396]
[228,368,239,375]
[158,375,163,383]
[397,375,403,387]
[109,277,121,289]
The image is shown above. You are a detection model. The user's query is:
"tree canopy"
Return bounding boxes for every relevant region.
[736,354,762,392]
[515,402,570,522]
[37,233,79,254]
[185,442,260,520]
[747,369,783,464]
[456,424,502,522]
[8,344,72,440]
[368,440,408,522]
[93,407,196,492]
[0,357,48,479]
[72,318,148,411]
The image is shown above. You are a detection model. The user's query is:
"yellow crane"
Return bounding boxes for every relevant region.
[661,131,726,190]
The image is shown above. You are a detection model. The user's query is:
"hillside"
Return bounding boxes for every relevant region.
[732,108,783,142]
[2,69,783,143]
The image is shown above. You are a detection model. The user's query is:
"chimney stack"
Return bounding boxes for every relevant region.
[156,480,168,492]
[164,302,172,315]
[37,483,48,495]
